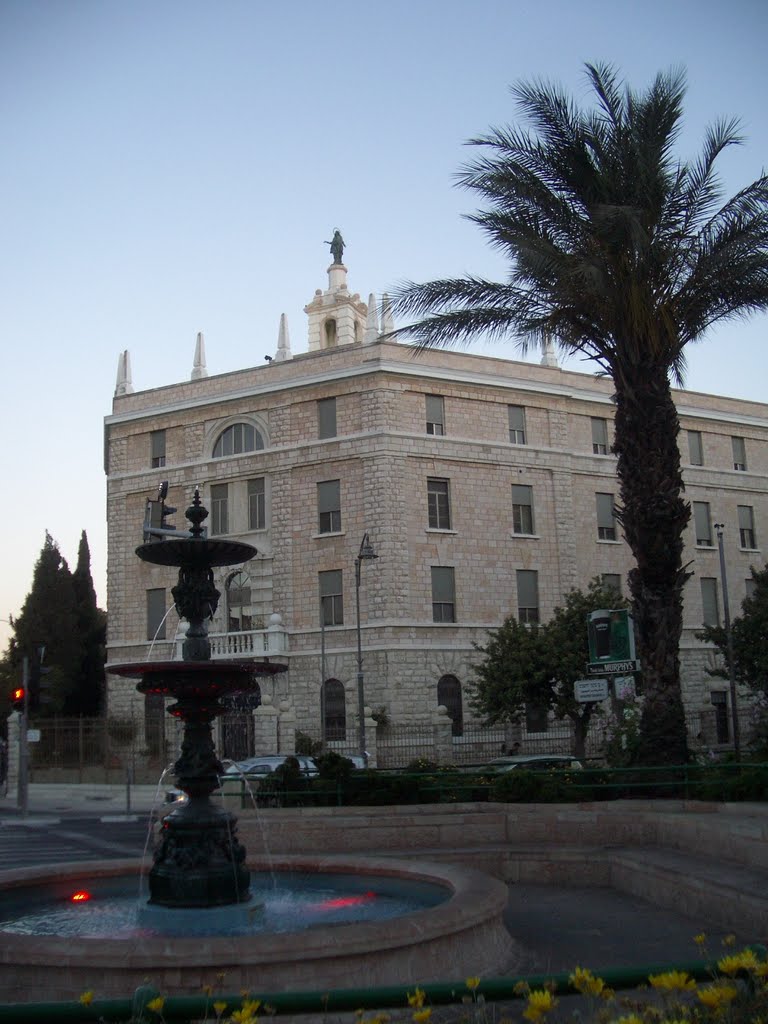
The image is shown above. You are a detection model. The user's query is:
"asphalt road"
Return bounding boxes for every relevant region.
[0,816,151,869]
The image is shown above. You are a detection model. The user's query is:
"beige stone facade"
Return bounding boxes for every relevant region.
[104,262,768,754]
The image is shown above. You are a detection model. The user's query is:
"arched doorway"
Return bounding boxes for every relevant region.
[437,674,463,737]
[321,679,346,742]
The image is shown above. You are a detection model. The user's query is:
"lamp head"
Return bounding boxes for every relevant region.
[358,533,378,562]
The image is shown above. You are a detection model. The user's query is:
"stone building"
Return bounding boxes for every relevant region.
[104,259,768,759]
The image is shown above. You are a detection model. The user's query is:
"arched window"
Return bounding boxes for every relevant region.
[324,319,337,348]
[213,423,264,458]
[226,571,252,632]
[322,678,346,741]
[437,674,463,737]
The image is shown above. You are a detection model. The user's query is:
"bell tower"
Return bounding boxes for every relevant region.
[304,256,369,352]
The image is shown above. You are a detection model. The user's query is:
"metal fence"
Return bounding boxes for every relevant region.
[22,714,184,785]
[12,704,760,783]
[376,718,608,768]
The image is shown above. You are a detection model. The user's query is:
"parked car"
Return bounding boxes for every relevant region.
[483,754,583,773]
[223,755,318,778]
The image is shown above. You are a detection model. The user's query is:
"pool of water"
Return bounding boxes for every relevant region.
[0,870,450,938]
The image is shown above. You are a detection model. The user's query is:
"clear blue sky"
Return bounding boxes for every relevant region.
[1,0,766,651]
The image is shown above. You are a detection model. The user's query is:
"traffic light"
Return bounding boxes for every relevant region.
[28,655,52,712]
[144,481,179,541]
[10,686,25,711]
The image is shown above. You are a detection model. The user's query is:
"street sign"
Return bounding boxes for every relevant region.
[586,659,640,676]
[614,676,636,700]
[26,729,41,743]
[574,678,609,703]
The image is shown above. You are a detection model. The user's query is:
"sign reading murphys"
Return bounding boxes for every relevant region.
[586,609,639,675]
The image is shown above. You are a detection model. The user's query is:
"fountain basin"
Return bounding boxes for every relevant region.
[0,855,516,1002]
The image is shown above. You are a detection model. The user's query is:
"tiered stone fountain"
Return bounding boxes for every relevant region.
[0,490,512,1002]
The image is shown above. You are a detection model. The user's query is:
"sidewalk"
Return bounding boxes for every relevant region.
[0,782,167,821]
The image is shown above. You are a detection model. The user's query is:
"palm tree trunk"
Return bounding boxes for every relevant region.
[611,364,691,765]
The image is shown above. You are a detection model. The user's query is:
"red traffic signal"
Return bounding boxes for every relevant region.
[11,686,25,710]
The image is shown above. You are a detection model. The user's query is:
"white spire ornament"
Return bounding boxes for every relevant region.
[364,294,379,345]
[191,331,208,380]
[275,314,292,361]
[114,349,134,396]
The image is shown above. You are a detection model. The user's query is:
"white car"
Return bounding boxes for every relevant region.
[223,755,318,778]
[484,754,583,773]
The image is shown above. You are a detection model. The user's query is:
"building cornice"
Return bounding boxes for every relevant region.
[105,344,768,431]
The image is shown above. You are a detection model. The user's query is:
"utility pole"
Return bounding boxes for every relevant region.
[714,524,741,759]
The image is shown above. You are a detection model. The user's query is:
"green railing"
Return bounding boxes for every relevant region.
[222,761,768,809]
[1,952,765,1023]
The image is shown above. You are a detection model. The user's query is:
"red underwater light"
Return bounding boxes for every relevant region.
[70,890,91,903]
[316,891,377,910]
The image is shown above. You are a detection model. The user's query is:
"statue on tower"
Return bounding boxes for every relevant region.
[325,228,345,265]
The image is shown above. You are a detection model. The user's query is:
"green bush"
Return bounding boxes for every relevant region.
[489,768,586,803]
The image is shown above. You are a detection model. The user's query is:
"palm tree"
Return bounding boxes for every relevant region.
[391,64,768,764]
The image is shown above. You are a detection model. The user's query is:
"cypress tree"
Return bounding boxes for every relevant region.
[2,533,84,715]
[69,531,106,715]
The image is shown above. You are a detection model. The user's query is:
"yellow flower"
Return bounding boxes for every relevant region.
[694,933,707,946]
[648,971,697,992]
[78,990,95,1006]
[697,983,738,1009]
[412,1009,432,1024]
[213,1000,228,1016]
[408,988,426,1009]
[722,934,737,947]
[147,996,165,1013]
[231,1011,257,1024]
[242,999,261,1014]
[608,1015,644,1024]
[466,976,481,991]
[718,949,761,975]
[523,989,558,1022]
[570,966,608,996]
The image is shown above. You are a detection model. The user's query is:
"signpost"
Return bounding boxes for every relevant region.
[574,678,609,703]
[586,659,640,676]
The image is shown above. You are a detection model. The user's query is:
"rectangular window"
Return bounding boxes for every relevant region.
[688,430,703,466]
[596,493,617,541]
[512,484,535,534]
[150,429,166,468]
[319,569,343,626]
[732,436,747,471]
[525,703,549,733]
[517,569,539,623]
[248,478,265,530]
[425,394,445,436]
[317,397,337,439]
[601,573,622,596]
[427,478,451,530]
[431,566,456,622]
[146,588,167,641]
[508,405,527,445]
[701,577,720,627]
[317,479,342,533]
[738,505,756,549]
[210,483,229,535]
[591,417,609,455]
[693,501,712,546]
[746,576,757,600]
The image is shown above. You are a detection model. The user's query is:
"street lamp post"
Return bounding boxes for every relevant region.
[714,523,741,760]
[354,532,378,761]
